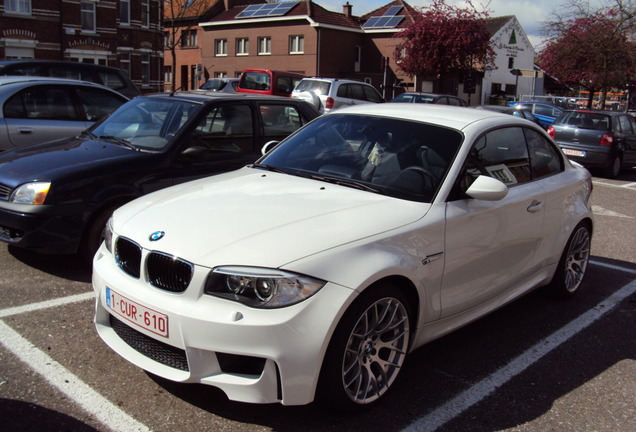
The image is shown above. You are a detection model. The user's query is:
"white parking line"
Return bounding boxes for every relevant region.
[1,259,633,432]
[593,180,636,189]
[402,277,636,432]
[0,320,152,432]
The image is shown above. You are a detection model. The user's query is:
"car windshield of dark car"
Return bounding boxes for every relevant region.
[258,114,463,202]
[89,97,200,151]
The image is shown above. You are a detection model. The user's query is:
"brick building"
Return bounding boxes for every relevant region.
[0,0,164,93]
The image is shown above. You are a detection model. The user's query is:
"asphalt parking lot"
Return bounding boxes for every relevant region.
[1,171,635,432]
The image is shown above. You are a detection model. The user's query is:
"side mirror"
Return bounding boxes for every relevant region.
[261,140,279,156]
[465,175,509,201]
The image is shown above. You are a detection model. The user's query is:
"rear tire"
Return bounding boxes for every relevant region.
[549,222,591,298]
[604,154,622,178]
[317,283,411,411]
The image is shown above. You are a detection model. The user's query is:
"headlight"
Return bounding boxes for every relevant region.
[11,182,51,205]
[204,267,325,308]
[103,216,114,254]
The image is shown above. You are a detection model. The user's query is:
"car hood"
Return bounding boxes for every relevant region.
[114,168,429,268]
[0,136,144,186]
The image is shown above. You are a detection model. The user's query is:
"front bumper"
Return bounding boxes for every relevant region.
[0,201,85,254]
[92,243,356,405]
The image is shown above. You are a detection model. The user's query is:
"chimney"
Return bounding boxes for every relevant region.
[343,2,352,18]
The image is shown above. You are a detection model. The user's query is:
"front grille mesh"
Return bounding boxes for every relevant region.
[0,184,12,200]
[110,314,189,371]
[147,252,193,293]
[116,237,142,279]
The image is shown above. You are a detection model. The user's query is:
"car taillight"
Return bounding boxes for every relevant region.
[599,133,613,146]
[547,126,556,138]
[325,97,334,109]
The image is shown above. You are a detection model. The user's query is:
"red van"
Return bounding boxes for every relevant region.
[237,69,305,97]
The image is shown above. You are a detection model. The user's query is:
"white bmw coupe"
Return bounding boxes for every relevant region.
[93,104,593,410]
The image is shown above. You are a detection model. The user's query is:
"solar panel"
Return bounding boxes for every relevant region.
[363,15,404,29]
[236,1,298,19]
[385,5,403,16]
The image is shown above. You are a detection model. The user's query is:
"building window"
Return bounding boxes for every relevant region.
[141,54,150,86]
[141,0,149,28]
[164,31,171,49]
[236,38,249,56]
[119,0,130,25]
[491,83,502,94]
[164,65,173,84]
[181,30,197,48]
[508,57,515,69]
[215,39,228,56]
[289,35,304,54]
[257,37,271,55]
[5,0,32,14]
[506,84,517,96]
[119,53,131,76]
[215,72,227,78]
[81,1,96,32]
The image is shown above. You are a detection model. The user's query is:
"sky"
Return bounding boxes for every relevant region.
[315,0,608,50]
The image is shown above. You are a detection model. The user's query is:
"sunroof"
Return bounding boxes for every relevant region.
[362,5,404,29]
[236,1,299,19]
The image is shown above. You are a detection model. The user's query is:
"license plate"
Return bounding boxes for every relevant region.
[106,287,169,337]
[563,149,586,157]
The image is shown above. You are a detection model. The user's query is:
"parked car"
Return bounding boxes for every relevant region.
[508,101,564,128]
[237,69,305,97]
[390,92,467,106]
[548,109,636,178]
[0,76,128,150]
[0,92,319,260]
[199,77,239,93]
[0,60,141,99]
[292,77,384,114]
[93,104,593,410]
[474,104,544,128]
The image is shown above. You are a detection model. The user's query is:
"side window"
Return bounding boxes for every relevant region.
[362,85,383,103]
[436,97,449,105]
[447,97,462,106]
[466,127,531,186]
[276,76,294,94]
[617,115,633,134]
[98,71,127,91]
[260,104,303,136]
[524,128,563,178]
[75,87,125,121]
[533,105,552,117]
[189,104,253,154]
[336,84,350,98]
[5,86,78,121]
[349,84,366,101]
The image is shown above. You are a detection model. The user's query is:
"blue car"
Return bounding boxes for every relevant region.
[507,102,564,128]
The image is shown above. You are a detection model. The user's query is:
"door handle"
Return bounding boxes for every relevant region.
[18,128,33,134]
[527,200,544,213]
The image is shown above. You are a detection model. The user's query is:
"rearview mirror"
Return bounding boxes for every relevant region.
[465,175,509,201]
[261,140,279,156]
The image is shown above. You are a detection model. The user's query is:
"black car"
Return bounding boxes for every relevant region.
[0,60,141,99]
[0,92,319,260]
[474,105,544,128]
[548,110,636,178]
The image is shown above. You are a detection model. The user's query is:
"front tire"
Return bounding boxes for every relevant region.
[549,222,591,298]
[318,284,411,410]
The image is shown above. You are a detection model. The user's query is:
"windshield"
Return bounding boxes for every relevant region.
[201,79,225,91]
[294,80,331,96]
[89,97,200,151]
[258,114,463,202]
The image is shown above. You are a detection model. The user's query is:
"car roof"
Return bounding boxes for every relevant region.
[146,91,312,104]
[398,92,459,97]
[561,109,625,116]
[0,75,126,90]
[475,105,518,112]
[330,103,528,130]
[512,101,561,108]
[300,77,366,84]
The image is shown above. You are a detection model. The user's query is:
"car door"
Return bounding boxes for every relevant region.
[336,84,356,108]
[441,126,546,317]
[3,84,90,147]
[171,102,260,184]
[616,114,636,165]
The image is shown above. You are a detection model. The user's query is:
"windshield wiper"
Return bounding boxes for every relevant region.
[251,163,290,174]
[97,135,137,151]
[310,174,381,193]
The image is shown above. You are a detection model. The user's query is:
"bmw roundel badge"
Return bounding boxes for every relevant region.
[149,231,165,241]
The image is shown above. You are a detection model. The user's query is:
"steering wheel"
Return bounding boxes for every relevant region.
[402,166,437,190]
